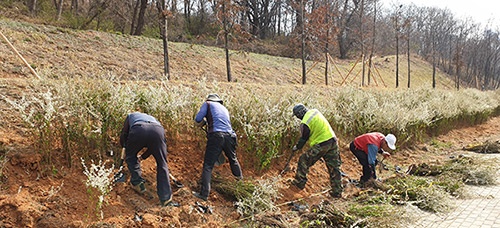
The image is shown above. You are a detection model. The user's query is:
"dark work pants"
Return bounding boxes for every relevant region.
[125,123,172,202]
[200,132,242,198]
[349,142,375,182]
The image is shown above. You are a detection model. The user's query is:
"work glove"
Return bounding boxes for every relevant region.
[195,119,207,127]
[292,145,299,152]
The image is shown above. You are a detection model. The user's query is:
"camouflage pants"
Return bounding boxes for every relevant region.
[294,141,342,197]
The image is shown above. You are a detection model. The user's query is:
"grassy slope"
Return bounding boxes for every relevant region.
[0,18,455,89]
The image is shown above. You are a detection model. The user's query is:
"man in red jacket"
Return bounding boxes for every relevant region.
[349,132,396,186]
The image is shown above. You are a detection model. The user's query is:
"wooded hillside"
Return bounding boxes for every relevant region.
[1,0,499,89]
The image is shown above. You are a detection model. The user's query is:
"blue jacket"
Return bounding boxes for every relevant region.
[195,101,233,133]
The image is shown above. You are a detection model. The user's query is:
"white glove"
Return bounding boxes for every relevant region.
[292,145,298,151]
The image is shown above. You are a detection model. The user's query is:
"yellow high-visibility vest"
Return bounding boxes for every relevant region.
[301,109,336,147]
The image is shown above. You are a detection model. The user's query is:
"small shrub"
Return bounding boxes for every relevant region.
[235,177,282,217]
[213,177,256,201]
[414,185,452,213]
[301,201,356,228]
[81,158,114,220]
[441,156,497,186]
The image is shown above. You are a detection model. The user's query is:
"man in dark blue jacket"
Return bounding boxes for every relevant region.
[192,94,243,201]
[120,112,175,207]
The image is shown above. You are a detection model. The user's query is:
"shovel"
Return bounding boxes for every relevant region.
[113,148,127,183]
[279,149,298,175]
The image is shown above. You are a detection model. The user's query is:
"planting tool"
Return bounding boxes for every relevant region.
[169,173,184,188]
[113,148,127,183]
[279,149,298,175]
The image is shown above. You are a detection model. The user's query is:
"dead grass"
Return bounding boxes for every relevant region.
[0,18,456,88]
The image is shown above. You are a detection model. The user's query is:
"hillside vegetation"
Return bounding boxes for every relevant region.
[1,18,455,88]
[1,18,500,227]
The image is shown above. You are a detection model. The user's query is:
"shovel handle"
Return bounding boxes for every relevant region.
[118,148,126,166]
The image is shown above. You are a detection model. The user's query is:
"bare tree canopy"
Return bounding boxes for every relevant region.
[6,0,500,89]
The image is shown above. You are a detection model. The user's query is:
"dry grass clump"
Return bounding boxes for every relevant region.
[385,175,452,213]
[439,155,497,186]
[234,177,282,217]
[2,73,500,170]
[300,200,356,228]
[213,177,256,201]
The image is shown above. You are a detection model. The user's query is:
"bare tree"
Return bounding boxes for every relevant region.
[336,0,359,59]
[157,0,170,79]
[300,0,306,84]
[222,0,232,82]
[27,0,38,15]
[401,6,413,88]
[392,4,402,88]
[71,0,78,15]
[54,0,64,20]
[366,0,377,86]
[80,0,108,30]
[359,0,366,86]
[243,0,280,39]
[133,0,148,35]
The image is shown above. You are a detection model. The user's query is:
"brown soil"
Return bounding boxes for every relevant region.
[1,73,499,227]
[0,20,498,227]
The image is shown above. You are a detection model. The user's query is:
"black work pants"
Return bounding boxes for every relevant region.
[200,132,242,198]
[349,142,375,182]
[125,123,172,202]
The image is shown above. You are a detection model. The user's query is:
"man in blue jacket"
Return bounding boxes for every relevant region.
[192,94,243,201]
[120,112,176,207]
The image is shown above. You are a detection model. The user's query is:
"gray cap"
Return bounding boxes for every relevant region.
[293,103,308,119]
[206,93,222,102]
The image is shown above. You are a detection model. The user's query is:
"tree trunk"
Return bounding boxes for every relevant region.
[222,1,232,82]
[157,0,170,79]
[432,39,436,88]
[395,16,399,88]
[301,0,306,84]
[184,0,191,26]
[360,0,365,86]
[56,0,64,21]
[28,0,38,15]
[324,2,330,86]
[407,28,411,88]
[277,0,282,36]
[71,0,78,15]
[130,0,140,35]
[133,0,148,35]
[367,0,376,86]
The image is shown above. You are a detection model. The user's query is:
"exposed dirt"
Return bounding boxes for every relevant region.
[0,19,498,227]
[0,72,499,227]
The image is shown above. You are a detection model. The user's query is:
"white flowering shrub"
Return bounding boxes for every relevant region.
[4,74,500,169]
[80,158,114,220]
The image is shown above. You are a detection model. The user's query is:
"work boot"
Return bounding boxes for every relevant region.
[192,191,208,201]
[131,182,153,199]
[132,182,146,194]
[357,179,370,188]
[291,179,306,190]
[160,196,171,206]
[160,196,180,207]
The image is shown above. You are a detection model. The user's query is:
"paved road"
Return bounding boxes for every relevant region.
[410,154,500,228]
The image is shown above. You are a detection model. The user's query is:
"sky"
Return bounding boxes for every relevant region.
[380,0,499,29]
